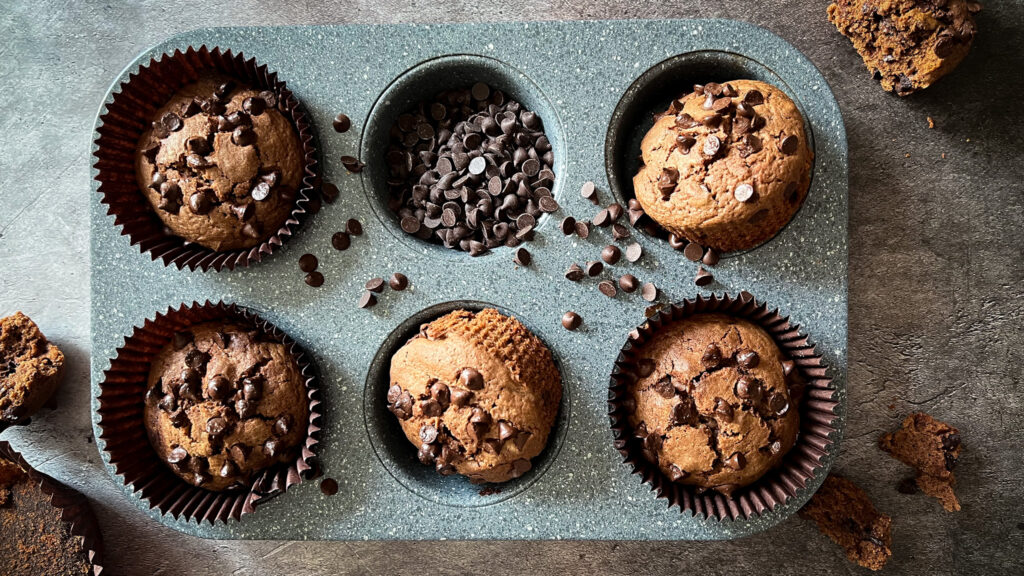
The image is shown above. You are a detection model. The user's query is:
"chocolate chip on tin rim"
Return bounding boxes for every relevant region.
[341,155,364,173]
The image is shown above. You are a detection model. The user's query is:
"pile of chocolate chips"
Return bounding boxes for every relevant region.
[384,82,557,256]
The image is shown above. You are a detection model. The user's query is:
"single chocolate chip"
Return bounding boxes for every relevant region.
[232,126,256,147]
[389,273,409,291]
[299,253,318,273]
[714,398,734,423]
[562,311,582,331]
[264,439,281,458]
[559,216,577,235]
[305,271,325,288]
[206,375,231,401]
[735,376,760,400]
[459,367,484,390]
[598,280,617,298]
[450,388,473,407]
[682,242,703,262]
[702,344,723,368]
[468,156,487,176]
[188,190,214,215]
[513,247,531,266]
[346,218,363,235]
[358,291,377,308]
[580,181,598,204]
[333,113,352,133]
[274,415,292,437]
[625,243,643,263]
[737,350,760,369]
[574,221,590,239]
[331,231,351,251]
[601,245,621,265]
[251,181,272,202]
[695,267,714,286]
[743,90,764,105]
[205,417,228,438]
[592,209,612,227]
[781,360,795,377]
[236,399,256,419]
[767,392,790,416]
[780,135,799,155]
[641,282,658,302]
[585,260,604,277]
[538,195,559,213]
[702,248,720,267]
[419,424,439,444]
[619,274,639,293]
[564,263,584,282]
[734,183,755,203]
[386,384,403,405]
[703,135,721,157]
[365,277,386,293]
[167,446,189,465]
[724,452,746,470]
[242,377,263,401]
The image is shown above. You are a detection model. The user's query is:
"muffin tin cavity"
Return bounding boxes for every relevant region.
[603,50,816,255]
[364,300,570,507]
[360,54,566,259]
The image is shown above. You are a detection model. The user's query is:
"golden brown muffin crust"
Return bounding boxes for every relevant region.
[0,312,65,425]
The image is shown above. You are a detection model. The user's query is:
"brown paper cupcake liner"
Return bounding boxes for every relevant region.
[96,301,322,523]
[93,46,319,271]
[608,293,839,521]
[0,441,105,575]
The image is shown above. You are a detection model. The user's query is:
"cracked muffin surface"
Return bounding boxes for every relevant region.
[632,79,812,252]
[134,75,305,251]
[625,313,800,495]
[828,0,980,96]
[0,312,65,425]
[387,308,562,484]
[143,321,309,491]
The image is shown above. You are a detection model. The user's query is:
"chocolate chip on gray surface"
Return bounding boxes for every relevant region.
[320,477,339,496]
[619,274,639,293]
[321,182,339,204]
[625,242,643,262]
[513,247,531,266]
[585,260,604,277]
[641,282,658,302]
[305,271,324,288]
[333,113,352,133]
[299,253,318,273]
[346,218,363,235]
[683,242,704,262]
[612,223,630,240]
[601,244,621,265]
[593,208,612,227]
[580,181,598,204]
[341,155,364,173]
[358,291,377,308]
[559,216,576,235]
[561,311,582,331]
[695,267,715,286]
[668,233,686,251]
[565,263,585,282]
[389,273,409,291]
[575,220,590,239]
[365,277,386,293]
[702,248,720,266]
[331,231,351,251]
[598,280,617,298]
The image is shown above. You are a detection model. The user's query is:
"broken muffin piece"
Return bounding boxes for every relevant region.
[800,474,893,571]
[880,412,963,511]
[0,312,65,426]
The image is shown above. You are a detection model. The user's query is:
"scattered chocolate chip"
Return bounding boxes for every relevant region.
[513,247,531,266]
[358,291,377,308]
[580,181,598,204]
[695,267,714,286]
[419,423,439,444]
[683,242,703,261]
[702,248,720,266]
[299,253,318,273]
[331,231,351,251]
[251,181,272,202]
[625,242,643,263]
[593,208,612,227]
[601,244,622,265]
[641,282,658,302]
[362,277,384,293]
[341,155,364,173]
[565,263,585,282]
[389,273,408,291]
[574,221,590,239]
[319,477,339,496]
[598,280,617,298]
[302,270,324,287]
[618,274,639,293]
[561,311,582,331]
[585,260,604,277]
[346,218,363,235]
[333,113,352,133]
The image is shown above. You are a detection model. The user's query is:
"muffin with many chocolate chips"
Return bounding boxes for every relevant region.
[134,76,305,251]
[828,0,980,96]
[387,309,561,483]
[384,83,558,256]
[633,80,812,252]
[144,321,309,491]
[0,312,65,426]
[800,474,892,571]
[880,412,963,511]
[624,313,800,495]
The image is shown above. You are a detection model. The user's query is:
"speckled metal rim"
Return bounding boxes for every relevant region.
[603,49,816,259]
[358,53,567,261]
[0,441,106,575]
[363,300,571,508]
[608,293,840,521]
[92,46,320,272]
[96,301,322,524]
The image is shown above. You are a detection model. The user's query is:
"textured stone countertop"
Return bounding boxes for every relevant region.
[1,1,1022,574]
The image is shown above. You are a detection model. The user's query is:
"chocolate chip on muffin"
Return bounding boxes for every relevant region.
[143,321,309,491]
[624,313,800,495]
[828,0,981,96]
[0,312,65,426]
[800,474,893,571]
[134,76,305,251]
[632,80,813,252]
[880,412,963,511]
[387,309,562,483]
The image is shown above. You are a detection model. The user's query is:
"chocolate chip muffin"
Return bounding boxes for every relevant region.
[0,451,93,575]
[134,76,305,251]
[800,474,892,571]
[625,313,800,495]
[144,321,309,491]
[828,0,980,96]
[387,308,562,483]
[633,80,812,252]
[0,312,65,426]
[880,412,962,511]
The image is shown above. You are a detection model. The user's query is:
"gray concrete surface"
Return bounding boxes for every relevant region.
[0,0,1021,574]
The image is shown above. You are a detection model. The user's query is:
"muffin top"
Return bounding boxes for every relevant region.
[632,79,812,252]
[0,452,93,575]
[625,313,800,495]
[387,308,562,484]
[134,75,305,252]
[144,321,309,492]
[0,312,65,425]
[827,0,980,96]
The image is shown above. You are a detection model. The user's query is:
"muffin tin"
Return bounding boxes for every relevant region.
[90,19,847,540]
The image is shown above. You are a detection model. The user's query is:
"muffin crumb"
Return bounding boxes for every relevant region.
[800,474,892,571]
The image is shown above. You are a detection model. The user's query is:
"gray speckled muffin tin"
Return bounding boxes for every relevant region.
[90,19,847,541]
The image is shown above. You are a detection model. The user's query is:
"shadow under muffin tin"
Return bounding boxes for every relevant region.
[90,19,847,540]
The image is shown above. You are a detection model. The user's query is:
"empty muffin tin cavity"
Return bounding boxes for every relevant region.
[603,50,816,257]
[363,300,570,507]
[360,54,567,260]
